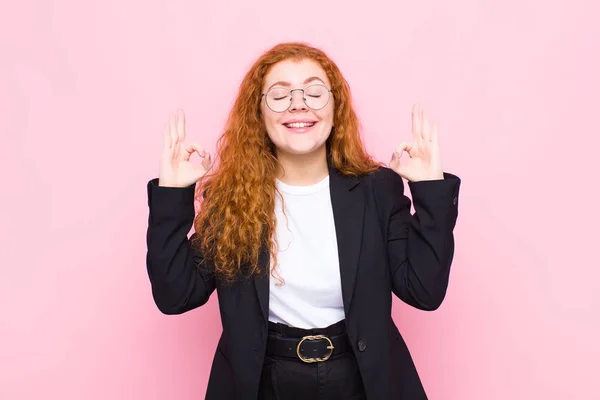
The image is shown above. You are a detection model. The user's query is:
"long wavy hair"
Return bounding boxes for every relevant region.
[192,42,380,283]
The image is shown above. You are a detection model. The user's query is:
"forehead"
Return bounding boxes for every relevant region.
[263,59,330,89]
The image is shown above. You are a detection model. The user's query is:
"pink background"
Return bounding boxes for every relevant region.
[1,0,599,399]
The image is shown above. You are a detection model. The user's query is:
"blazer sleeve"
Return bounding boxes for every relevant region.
[375,168,461,311]
[146,178,216,315]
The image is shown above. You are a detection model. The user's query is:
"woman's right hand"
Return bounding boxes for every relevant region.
[158,109,213,188]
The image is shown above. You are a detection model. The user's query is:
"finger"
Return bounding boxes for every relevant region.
[177,108,186,142]
[412,104,421,139]
[169,113,178,145]
[431,121,439,144]
[169,113,179,158]
[422,109,431,142]
[163,122,172,152]
[183,143,206,162]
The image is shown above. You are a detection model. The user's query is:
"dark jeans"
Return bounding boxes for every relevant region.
[258,320,367,400]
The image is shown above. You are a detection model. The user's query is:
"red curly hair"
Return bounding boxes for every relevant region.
[192,42,380,283]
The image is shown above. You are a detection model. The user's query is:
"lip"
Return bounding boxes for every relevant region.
[281,118,318,134]
[282,118,318,125]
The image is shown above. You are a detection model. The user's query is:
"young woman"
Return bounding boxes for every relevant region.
[146,42,461,399]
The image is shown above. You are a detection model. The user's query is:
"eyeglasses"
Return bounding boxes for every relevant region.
[261,84,332,113]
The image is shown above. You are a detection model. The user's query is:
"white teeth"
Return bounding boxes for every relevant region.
[285,122,315,128]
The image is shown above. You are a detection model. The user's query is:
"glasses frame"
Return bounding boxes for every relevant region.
[261,84,333,113]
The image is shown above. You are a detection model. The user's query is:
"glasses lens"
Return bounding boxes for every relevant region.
[303,85,330,110]
[266,88,291,112]
[265,85,330,112]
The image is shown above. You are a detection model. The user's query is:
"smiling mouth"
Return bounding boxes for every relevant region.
[283,121,316,128]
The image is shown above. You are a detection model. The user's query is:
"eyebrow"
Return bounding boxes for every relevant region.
[267,76,325,91]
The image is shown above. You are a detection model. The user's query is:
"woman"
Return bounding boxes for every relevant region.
[146,42,461,400]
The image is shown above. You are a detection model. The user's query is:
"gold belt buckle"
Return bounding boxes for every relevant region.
[296,334,335,363]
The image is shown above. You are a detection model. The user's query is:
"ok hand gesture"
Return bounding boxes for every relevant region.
[389,104,444,182]
[158,109,213,188]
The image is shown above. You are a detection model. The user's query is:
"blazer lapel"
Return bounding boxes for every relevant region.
[253,163,366,324]
[254,243,270,327]
[328,164,365,316]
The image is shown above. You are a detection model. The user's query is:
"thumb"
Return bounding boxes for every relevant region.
[389,151,400,170]
[389,142,412,170]
[201,152,212,170]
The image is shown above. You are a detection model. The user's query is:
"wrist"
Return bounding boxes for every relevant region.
[158,179,188,188]
[413,172,444,182]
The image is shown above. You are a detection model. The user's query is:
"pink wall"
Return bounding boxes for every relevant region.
[2,0,598,398]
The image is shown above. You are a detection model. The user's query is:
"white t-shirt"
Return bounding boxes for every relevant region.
[268,175,346,329]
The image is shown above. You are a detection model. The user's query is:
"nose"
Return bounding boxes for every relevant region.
[289,89,308,112]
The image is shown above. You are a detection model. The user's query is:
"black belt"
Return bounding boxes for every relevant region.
[266,320,351,363]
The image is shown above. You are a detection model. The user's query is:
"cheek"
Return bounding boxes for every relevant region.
[263,117,284,146]
[261,108,279,131]
[320,107,335,127]
[323,102,335,124]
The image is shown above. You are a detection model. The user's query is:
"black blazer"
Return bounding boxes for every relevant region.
[146,164,461,400]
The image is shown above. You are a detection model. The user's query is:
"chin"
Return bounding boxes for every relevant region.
[276,140,327,157]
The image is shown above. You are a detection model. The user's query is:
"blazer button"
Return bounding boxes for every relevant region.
[357,339,367,352]
[453,197,458,205]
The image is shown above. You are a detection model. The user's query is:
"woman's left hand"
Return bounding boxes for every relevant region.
[389,104,444,182]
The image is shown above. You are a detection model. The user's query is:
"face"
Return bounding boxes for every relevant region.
[260,59,335,158]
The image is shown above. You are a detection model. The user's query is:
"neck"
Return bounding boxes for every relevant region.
[275,145,329,186]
